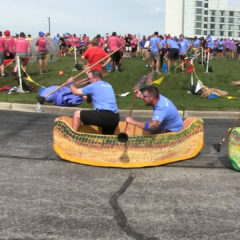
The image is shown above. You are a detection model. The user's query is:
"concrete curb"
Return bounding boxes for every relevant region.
[0,102,239,119]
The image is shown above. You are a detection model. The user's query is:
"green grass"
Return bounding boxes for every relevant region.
[1,55,240,110]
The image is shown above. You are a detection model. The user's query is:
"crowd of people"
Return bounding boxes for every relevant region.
[1,29,240,135]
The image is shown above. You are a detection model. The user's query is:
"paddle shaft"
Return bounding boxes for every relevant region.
[124,95,137,133]
[220,117,240,144]
[44,45,123,99]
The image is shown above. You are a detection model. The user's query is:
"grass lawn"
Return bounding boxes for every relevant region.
[0,54,240,110]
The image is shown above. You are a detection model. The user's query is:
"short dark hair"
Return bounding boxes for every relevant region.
[20,32,25,38]
[154,31,159,36]
[91,69,102,79]
[112,32,117,36]
[144,86,159,99]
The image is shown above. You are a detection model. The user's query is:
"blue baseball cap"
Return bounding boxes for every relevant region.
[39,31,44,37]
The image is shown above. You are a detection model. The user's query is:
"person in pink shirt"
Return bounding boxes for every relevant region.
[36,31,48,74]
[131,35,138,58]
[14,32,31,73]
[3,30,15,59]
[96,34,105,49]
[107,32,122,71]
[0,31,5,77]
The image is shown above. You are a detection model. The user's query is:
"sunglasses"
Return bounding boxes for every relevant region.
[143,94,152,98]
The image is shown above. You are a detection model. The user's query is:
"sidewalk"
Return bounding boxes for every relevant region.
[0,102,240,119]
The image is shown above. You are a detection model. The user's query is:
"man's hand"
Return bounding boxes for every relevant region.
[67,77,74,84]
[126,116,135,125]
[134,89,143,99]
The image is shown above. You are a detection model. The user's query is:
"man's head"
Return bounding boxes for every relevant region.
[112,32,117,36]
[154,31,159,36]
[87,69,102,83]
[20,32,25,38]
[39,31,44,37]
[142,86,159,106]
[4,30,10,37]
[179,34,184,40]
[91,38,98,46]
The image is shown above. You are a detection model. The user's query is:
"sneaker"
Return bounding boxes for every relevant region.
[40,72,43,75]
[145,65,149,68]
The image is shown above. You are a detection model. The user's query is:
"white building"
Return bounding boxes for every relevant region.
[165,0,240,39]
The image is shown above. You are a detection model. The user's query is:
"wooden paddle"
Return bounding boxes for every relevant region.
[117,95,137,143]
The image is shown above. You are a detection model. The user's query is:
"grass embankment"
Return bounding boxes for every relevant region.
[0,55,240,110]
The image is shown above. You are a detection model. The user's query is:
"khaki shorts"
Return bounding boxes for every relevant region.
[142,49,150,60]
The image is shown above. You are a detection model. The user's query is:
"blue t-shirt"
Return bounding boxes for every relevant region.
[207,37,214,49]
[193,39,201,48]
[152,95,183,132]
[167,39,179,49]
[81,80,119,113]
[217,40,224,50]
[160,40,167,48]
[150,36,160,52]
[179,39,190,55]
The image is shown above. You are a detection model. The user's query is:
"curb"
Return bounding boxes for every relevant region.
[0,102,239,119]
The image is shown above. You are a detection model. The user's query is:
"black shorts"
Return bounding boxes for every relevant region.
[169,48,179,60]
[111,51,121,65]
[80,110,120,135]
[38,50,48,60]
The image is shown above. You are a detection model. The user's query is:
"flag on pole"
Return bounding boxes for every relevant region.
[184,64,194,73]
[151,76,164,85]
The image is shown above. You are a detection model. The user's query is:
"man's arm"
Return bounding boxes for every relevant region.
[126,117,161,131]
[67,77,84,95]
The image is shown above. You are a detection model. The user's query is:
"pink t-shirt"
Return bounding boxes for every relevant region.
[98,38,105,49]
[72,37,80,47]
[15,38,30,53]
[0,37,5,52]
[36,37,48,51]
[4,36,15,53]
[107,36,121,51]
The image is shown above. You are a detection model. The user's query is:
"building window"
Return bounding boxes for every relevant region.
[228,31,233,37]
[204,3,208,8]
[204,30,207,35]
[210,30,215,36]
[211,17,215,22]
[229,11,234,16]
[229,18,234,23]
[220,24,224,30]
[210,24,215,29]
[196,8,203,14]
[204,10,208,15]
[204,24,208,28]
[220,17,225,23]
[196,15,202,21]
[204,17,208,21]
[220,31,224,36]
[238,32,240,37]
[211,10,216,15]
[229,25,234,30]
[196,1,203,7]
[196,22,202,28]
[195,29,202,35]
[221,11,225,16]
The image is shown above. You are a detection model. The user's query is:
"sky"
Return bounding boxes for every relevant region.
[1,0,240,38]
[0,0,165,38]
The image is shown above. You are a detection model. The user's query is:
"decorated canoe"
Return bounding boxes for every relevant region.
[228,127,240,171]
[53,116,204,168]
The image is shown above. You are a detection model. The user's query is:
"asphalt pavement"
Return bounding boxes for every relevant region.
[0,110,239,240]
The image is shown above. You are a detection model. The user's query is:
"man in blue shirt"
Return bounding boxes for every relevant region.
[167,36,180,73]
[179,34,191,72]
[150,31,161,74]
[67,69,119,134]
[126,86,183,133]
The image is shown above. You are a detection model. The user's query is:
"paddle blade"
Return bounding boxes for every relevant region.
[117,132,129,143]
[212,143,221,152]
